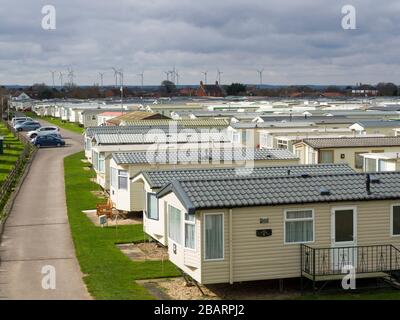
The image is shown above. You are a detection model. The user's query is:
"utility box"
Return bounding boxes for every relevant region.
[0,136,3,154]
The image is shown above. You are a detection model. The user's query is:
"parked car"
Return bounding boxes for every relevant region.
[27,126,59,139]
[33,135,65,148]
[11,117,33,126]
[14,121,41,132]
[30,132,62,143]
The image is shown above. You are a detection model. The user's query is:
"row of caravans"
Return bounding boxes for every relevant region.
[81,119,400,286]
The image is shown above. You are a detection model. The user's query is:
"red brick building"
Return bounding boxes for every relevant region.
[195,81,226,97]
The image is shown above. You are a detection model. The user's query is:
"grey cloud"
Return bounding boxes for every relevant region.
[0,0,399,85]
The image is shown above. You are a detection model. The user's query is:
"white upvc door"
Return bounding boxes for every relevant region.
[331,207,357,272]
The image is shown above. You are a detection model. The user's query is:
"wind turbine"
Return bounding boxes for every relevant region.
[257,69,264,87]
[49,70,56,88]
[59,72,64,87]
[175,70,180,86]
[217,69,223,84]
[67,67,74,86]
[112,67,119,87]
[98,72,105,87]
[164,71,170,81]
[202,71,208,84]
[137,71,144,87]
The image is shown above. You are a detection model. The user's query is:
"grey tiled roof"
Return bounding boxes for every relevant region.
[93,131,230,145]
[85,125,188,138]
[230,122,317,129]
[113,148,298,165]
[299,136,400,149]
[85,125,228,138]
[355,121,400,128]
[136,164,355,189]
[158,172,400,212]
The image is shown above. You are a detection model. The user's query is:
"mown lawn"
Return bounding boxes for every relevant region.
[0,123,24,184]
[64,151,180,300]
[25,112,84,134]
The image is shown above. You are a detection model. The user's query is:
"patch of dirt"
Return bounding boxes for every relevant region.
[83,166,91,171]
[90,190,107,198]
[156,278,219,300]
[144,277,303,300]
[82,209,142,226]
[117,242,168,261]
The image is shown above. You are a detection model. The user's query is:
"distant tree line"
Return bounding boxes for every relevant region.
[2,81,400,100]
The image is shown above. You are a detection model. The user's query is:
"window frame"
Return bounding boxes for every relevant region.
[168,205,182,245]
[110,167,118,188]
[117,170,128,190]
[203,212,224,261]
[98,153,105,173]
[354,151,368,169]
[284,208,315,245]
[92,150,99,170]
[146,192,159,221]
[277,139,289,150]
[184,212,196,250]
[391,204,400,237]
[319,150,334,164]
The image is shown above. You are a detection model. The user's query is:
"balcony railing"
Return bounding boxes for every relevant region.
[301,244,400,281]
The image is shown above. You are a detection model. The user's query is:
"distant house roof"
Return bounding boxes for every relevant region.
[107,111,170,125]
[157,172,400,213]
[122,119,230,128]
[134,163,355,189]
[112,148,298,165]
[297,136,400,149]
[353,120,400,128]
[196,81,226,97]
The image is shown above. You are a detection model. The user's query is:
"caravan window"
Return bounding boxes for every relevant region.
[118,170,128,190]
[168,205,181,244]
[204,213,224,260]
[285,209,314,244]
[185,213,196,250]
[146,193,158,220]
[391,205,400,236]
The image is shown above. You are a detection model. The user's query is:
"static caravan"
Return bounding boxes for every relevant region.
[91,131,236,189]
[110,148,299,213]
[293,136,400,171]
[362,152,400,172]
[157,172,400,285]
[350,121,400,136]
[133,164,354,246]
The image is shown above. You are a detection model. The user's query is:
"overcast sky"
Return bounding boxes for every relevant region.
[1,0,399,86]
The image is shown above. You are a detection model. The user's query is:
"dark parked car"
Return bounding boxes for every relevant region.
[14,121,41,132]
[33,135,65,148]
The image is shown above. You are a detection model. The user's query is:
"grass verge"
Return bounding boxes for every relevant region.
[64,151,180,300]
[0,123,24,184]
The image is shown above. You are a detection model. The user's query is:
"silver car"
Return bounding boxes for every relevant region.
[27,126,60,139]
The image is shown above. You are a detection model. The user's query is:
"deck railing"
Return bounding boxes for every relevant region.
[301,244,400,280]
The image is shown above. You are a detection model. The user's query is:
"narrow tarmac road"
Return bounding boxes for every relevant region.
[0,122,91,300]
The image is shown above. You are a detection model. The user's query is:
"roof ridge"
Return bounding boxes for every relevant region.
[174,171,398,185]
[140,163,351,175]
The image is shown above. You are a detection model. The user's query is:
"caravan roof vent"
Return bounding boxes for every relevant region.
[371,176,381,184]
[319,187,331,196]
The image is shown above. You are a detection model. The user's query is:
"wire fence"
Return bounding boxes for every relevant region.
[0,120,37,220]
